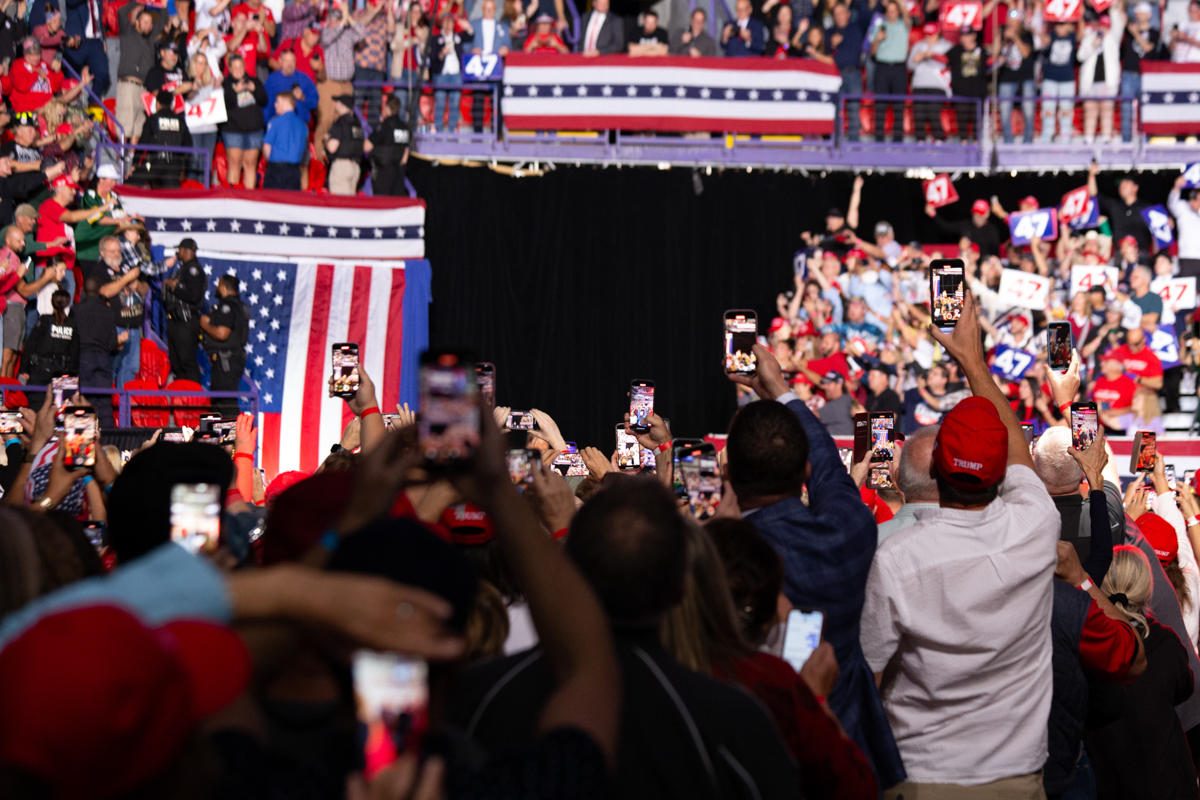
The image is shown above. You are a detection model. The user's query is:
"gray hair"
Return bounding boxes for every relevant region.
[1033,426,1083,495]
[897,425,940,503]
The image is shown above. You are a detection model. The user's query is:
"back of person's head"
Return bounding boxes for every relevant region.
[565,476,687,625]
[156,90,174,112]
[18,509,104,596]
[725,400,809,502]
[106,443,234,563]
[464,579,510,662]
[218,274,239,294]
[261,469,353,564]
[1101,545,1153,638]
[705,518,783,648]
[50,290,70,319]
[0,509,38,620]
[82,276,101,297]
[383,95,401,116]
[1137,513,1191,613]
[932,397,1006,507]
[660,522,750,676]
[1032,427,1083,496]
[896,424,940,503]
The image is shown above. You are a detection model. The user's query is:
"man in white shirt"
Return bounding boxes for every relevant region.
[468,0,510,132]
[875,425,939,544]
[860,290,1060,798]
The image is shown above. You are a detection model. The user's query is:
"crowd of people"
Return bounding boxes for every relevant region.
[5,219,1200,797]
[770,164,1200,442]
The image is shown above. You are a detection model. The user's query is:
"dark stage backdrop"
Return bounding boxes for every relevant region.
[410,161,1177,451]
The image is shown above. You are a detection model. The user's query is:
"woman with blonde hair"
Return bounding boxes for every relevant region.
[1083,545,1197,799]
[661,520,878,800]
[185,51,220,183]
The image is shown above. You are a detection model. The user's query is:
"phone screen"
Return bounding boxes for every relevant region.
[169,482,222,555]
[552,452,588,477]
[62,406,97,470]
[724,310,757,375]
[82,521,107,557]
[1185,469,1196,489]
[781,609,824,672]
[838,447,853,472]
[679,445,721,520]
[1165,464,1177,490]
[1134,431,1157,472]
[476,363,496,409]
[0,411,22,435]
[382,414,402,431]
[930,261,965,327]
[505,448,536,486]
[211,418,238,445]
[418,351,479,467]
[1047,322,1072,371]
[869,413,894,461]
[630,381,654,431]
[616,425,641,470]
[162,431,187,443]
[1021,423,1034,448]
[1070,403,1098,451]
[868,464,893,490]
[639,447,656,473]
[507,411,535,431]
[332,343,361,398]
[352,650,429,780]
[51,374,79,424]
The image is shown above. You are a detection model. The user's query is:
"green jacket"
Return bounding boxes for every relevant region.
[73,190,123,261]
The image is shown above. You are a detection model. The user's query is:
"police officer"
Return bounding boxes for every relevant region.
[365,94,410,197]
[129,90,193,189]
[164,237,205,383]
[200,274,249,418]
[325,94,364,196]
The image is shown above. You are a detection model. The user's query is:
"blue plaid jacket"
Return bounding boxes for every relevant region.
[749,398,906,790]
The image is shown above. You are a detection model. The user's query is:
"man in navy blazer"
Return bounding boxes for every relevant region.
[725,343,907,792]
[469,0,511,132]
[721,0,765,56]
[63,0,110,96]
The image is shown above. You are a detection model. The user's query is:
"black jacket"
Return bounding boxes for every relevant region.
[73,295,120,354]
[368,116,410,164]
[23,312,80,382]
[222,74,268,133]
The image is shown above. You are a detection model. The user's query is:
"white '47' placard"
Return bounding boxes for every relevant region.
[997,269,1052,309]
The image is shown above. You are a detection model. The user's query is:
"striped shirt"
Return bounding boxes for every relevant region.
[354,6,390,71]
[320,20,365,80]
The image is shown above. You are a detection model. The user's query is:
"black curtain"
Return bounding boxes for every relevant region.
[411,161,1176,451]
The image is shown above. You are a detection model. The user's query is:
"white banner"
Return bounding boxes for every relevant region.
[185,91,228,131]
[1070,265,1119,299]
[1156,277,1197,311]
[997,269,1052,310]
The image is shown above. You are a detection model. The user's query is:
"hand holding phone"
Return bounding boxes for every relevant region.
[1070,402,1098,451]
[1131,430,1157,473]
[1047,322,1072,372]
[724,310,758,375]
[781,608,824,672]
[331,343,361,399]
[616,424,641,470]
[61,406,97,470]
[930,260,965,329]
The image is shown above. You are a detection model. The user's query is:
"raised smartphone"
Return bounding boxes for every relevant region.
[724,309,758,375]
[616,423,641,470]
[476,362,496,409]
[630,380,654,433]
[331,342,360,398]
[352,650,429,780]
[930,259,966,328]
[169,482,222,555]
[1131,430,1157,473]
[1070,402,1098,451]
[418,350,479,469]
[781,608,824,672]
[61,405,97,470]
[1047,321,1072,371]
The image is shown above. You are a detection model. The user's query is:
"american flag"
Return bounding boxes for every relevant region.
[190,253,431,479]
[1140,62,1200,136]
[114,187,426,259]
[501,54,842,135]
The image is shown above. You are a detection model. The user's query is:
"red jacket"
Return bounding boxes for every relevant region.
[9,57,62,113]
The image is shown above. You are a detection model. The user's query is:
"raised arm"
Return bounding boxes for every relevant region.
[928,289,1034,469]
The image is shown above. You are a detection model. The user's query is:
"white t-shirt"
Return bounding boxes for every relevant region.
[860,464,1059,785]
[481,18,496,53]
[195,0,232,34]
[1174,19,1200,63]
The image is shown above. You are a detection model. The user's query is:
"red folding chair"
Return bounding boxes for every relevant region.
[0,377,28,409]
[139,339,171,387]
[123,379,169,428]
[166,379,211,428]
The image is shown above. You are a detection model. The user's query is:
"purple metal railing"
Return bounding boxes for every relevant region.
[96,140,213,188]
[16,385,259,429]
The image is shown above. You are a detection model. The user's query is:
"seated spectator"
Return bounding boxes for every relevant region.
[723,0,766,56]
[628,10,669,56]
[0,112,44,173]
[447,476,800,799]
[1083,545,1198,797]
[522,13,567,53]
[672,9,716,56]
[221,54,267,189]
[264,49,318,125]
[724,345,906,789]
[578,0,624,55]
[262,92,308,191]
[861,291,1060,797]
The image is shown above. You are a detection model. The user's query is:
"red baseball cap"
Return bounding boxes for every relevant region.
[54,122,73,136]
[922,20,938,34]
[49,174,80,190]
[1138,513,1179,564]
[0,606,249,800]
[932,396,1008,490]
[1119,234,1138,247]
[439,502,495,545]
[264,469,309,505]
[1019,195,1039,209]
[847,248,867,261]
[971,198,990,215]
[768,316,788,334]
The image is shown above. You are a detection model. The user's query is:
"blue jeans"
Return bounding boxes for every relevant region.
[1120,71,1140,143]
[1062,747,1097,800]
[839,66,862,142]
[393,69,419,122]
[432,72,462,132]
[189,131,217,183]
[999,79,1036,144]
[112,326,141,391]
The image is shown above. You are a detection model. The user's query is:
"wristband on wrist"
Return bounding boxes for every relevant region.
[80,475,93,486]
[552,526,569,540]
[234,452,254,462]
[657,440,673,453]
[1077,577,1094,592]
[360,406,380,419]
[1188,516,1200,528]
[1058,402,1072,415]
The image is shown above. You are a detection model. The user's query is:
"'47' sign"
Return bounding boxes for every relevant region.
[997,269,1052,309]
[1008,208,1059,245]
[941,0,982,29]
[990,345,1036,382]
[463,52,503,81]
[1141,204,1174,249]
[1044,0,1082,22]
[923,174,959,208]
